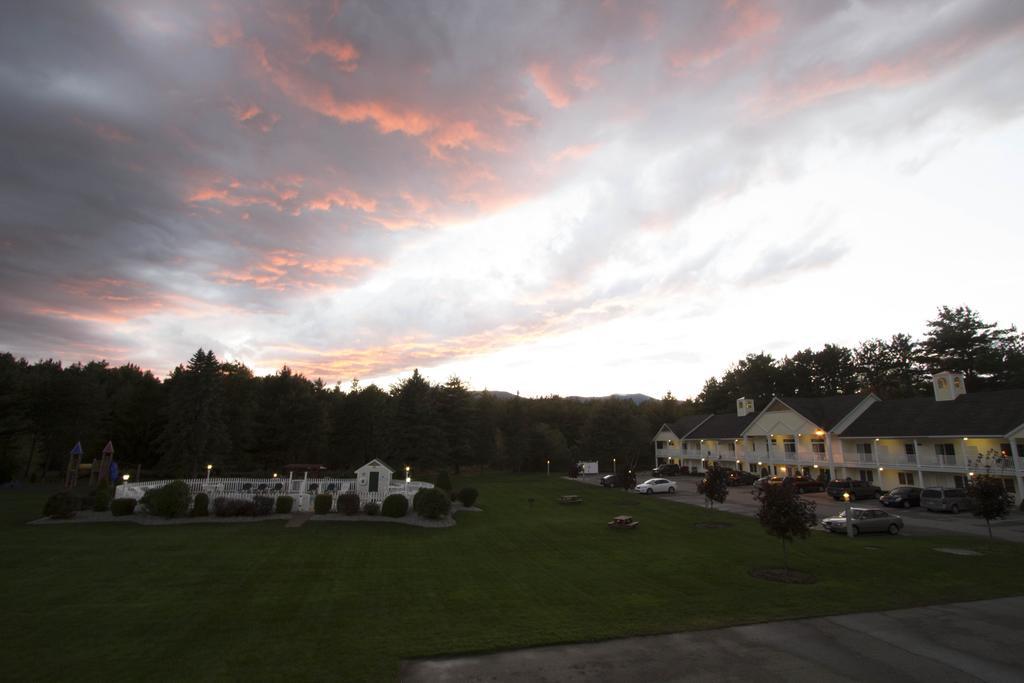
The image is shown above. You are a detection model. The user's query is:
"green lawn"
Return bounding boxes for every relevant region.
[3,474,1022,682]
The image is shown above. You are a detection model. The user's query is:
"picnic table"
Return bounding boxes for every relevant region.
[608,515,639,529]
[558,495,583,505]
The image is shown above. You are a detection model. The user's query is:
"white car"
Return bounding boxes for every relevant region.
[636,478,676,494]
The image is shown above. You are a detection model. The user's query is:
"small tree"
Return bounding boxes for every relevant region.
[697,464,729,510]
[434,470,452,493]
[621,469,637,491]
[755,482,817,571]
[968,475,1012,548]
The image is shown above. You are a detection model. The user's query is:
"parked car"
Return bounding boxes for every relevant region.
[600,474,622,488]
[826,479,882,500]
[727,470,758,486]
[921,487,975,514]
[635,478,677,494]
[821,508,904,536]
[754,475,784,490]
[880,486,923,508]
[783,475,825,493]
[652,463,682,476]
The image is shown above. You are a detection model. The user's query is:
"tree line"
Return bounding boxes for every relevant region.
[0,305,1020,482]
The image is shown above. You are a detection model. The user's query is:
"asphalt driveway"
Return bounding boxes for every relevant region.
[402,596,1024,682]
[574,475,1024,543]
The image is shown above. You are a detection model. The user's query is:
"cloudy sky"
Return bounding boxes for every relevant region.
[1,0,1022,398]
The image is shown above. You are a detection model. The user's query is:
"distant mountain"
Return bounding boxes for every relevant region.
[472,390,656,404]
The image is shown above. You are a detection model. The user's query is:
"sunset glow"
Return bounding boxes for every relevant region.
[1,0,1022,396]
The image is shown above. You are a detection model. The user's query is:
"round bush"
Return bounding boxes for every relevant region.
[43,491,78,519]
[110,498,137,516]
[364,501,380,516]
[457,487,479,508]
[275,495,294,514]
[253,496,274,516]
[337,492,361,515]
[314,493,333,515]
[381,494,409,518]
[192,492,210,517]
[141,480,191,518]
[93,485,112,512]
[413,487,451,519]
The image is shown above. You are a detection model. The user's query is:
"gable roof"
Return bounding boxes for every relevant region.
[653,414,713,440]
[839,389,1024,438]
[772,394,871,431]
[355,458,395,473]
[687,413,758,439]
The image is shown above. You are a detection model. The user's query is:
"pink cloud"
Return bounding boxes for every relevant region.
[529,63,572,108]
[214,250,377,291]
[551,143,599,163]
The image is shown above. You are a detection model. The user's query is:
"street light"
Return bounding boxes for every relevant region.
[121,473,129,493]
[205,463,212,485]
[842,491,854,538]
[405,465,411,483]
[546,459,550,476]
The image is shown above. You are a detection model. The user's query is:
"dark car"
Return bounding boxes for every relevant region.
[727,470,758,486]
[880,486,922,508]
[783,475,825,493]
[600,474,623,488]
[652,463,682,476]
[826,479,882,500]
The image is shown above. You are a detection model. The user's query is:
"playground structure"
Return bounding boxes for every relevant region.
[64,441,121,489]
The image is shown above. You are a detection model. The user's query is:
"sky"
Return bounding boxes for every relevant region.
[1,0,1023,399]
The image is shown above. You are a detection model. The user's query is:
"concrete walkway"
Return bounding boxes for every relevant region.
[402,596,1024,682]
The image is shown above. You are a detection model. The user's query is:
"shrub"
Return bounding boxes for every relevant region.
[337,492,361,515]
[192,492,210,517]
[412,487,429,510]
[213,497,257,517]
[110,498,137,516]
[275,495,294,514]
[363,500,380,516]
[434,470,453,492]
[314,494,333,515]
[413,487,451,519]
[93,485,112,512]
[253,496,274,516]
[140,480,191,518]
[381,494,409,518]
[456,487,479,508]
[43,491,78,519]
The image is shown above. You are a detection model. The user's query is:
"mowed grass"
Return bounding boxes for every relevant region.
[2,474,1023,682]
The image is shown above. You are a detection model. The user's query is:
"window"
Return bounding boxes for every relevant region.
[904,443,916,455]
[1001,443,1015,457]
[898,472,915,486]
[783,439,796,454]
[935,443,956,465]
[856,443,874,463]
[953,475,967,489]
[811,439,825,454]
[656,441,666,450]
[858,469,874,483]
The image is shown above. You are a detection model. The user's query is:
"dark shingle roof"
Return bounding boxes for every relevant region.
[839,389,1024,437]
[670,414,713,438]
[775,394,871,431]
[687,413,758,439]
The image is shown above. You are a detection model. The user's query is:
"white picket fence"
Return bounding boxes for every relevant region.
[117,477,434,512]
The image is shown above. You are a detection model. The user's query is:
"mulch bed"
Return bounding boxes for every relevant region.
[749,567,818,584]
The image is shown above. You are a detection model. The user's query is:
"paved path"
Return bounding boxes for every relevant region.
[285,512,312,528]
[573,475,1024,543]
[402,596,1024,682]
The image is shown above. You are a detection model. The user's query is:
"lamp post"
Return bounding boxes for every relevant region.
[546,459,550,476]
[405,465,411,493]
[121,473,129,496]
[842,490,854,538]
[612,457,617,473]
[205,463,212,486]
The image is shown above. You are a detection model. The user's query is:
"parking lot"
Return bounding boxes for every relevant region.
[576,474,1024,543]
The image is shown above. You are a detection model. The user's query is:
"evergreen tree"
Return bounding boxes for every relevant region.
[919,306,1013,388]
[158,349,230,476]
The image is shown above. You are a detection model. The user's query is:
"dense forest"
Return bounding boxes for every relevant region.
[1,306,1021,483]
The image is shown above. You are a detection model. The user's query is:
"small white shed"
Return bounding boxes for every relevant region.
[355,459,394,498]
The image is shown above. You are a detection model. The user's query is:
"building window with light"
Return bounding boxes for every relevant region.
[783,439,796,454]
[811,439,825,454]
[935,443,956,465]
[898,472,915,486]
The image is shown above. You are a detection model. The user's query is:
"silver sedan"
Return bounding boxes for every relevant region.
[821,508,904,536]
